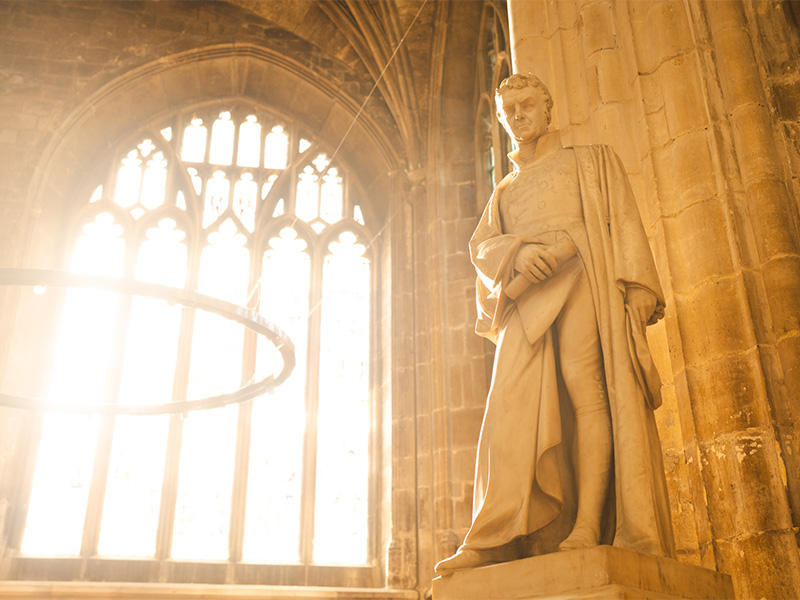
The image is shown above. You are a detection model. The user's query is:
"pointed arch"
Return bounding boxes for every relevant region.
[8,52,385,588]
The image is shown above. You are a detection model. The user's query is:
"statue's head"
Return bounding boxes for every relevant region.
[495,73,554,144]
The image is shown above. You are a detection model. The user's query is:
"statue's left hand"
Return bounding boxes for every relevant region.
[625,286,657,329]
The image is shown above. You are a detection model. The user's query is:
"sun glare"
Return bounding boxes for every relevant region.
[22,108,373,566]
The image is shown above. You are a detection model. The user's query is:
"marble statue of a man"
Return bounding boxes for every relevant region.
[435,73,676,575]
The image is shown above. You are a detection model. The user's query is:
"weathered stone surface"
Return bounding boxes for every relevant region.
[684,351,772,440]
[432,546,734,600]
[661,199,735,293]
[673,277,754,366]
[651,131,717,215]
[580,1,616,58]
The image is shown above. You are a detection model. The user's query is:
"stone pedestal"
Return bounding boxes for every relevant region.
[432,546,734,600]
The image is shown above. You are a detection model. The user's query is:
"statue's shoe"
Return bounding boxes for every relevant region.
[434,548,496,575]
[558,525,598,551]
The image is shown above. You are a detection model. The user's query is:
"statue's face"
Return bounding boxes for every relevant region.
[497,86,549,144]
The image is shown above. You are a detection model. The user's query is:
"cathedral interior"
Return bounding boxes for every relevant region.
[1,0,800,598]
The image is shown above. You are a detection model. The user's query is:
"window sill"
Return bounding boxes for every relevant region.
[0,582,419,600]
[4,556,383,587]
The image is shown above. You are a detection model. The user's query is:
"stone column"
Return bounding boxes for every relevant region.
[698,1,800,596]
[383,170,418,590]
[508,0,560,127]
[707,0,800,512]
[421,4,494,593]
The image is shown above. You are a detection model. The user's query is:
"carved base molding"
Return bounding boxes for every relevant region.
[431,545,734,600]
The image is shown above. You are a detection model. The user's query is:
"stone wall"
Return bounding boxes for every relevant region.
[506,1,800,598]
[410,0,489,590]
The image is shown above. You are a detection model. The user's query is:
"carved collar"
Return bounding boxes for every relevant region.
[508,129,564,169]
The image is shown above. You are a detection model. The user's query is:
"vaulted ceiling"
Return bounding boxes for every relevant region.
[223,0,440,168]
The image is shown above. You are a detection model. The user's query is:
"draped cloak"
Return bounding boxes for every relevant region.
[465,143,676,559]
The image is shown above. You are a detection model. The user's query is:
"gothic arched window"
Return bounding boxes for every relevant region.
[19,103,376,582]
[475,0,512,201]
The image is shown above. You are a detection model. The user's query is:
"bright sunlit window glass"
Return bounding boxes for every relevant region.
[90,185,103,203]
[203,170,230,228]
[181,118,207,163]
[97,415,170,557]
[209,111,235,166]
[233,173,257,232]
[114,151,142,208]
[21,413,100,556]
[243,228,310,563]
[313,232,370,564]
[21,105,375,574]
[173,219,249,560]
[354,205,365,226]
[320,168,343,224]
[237,115,261,168]
[296,166,319,222]
[98,219,187,557]
[22,213,125,556]
[141,151,168,210]
[183,171,197,198]
[264,126,288,169]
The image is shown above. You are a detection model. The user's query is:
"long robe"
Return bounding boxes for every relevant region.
[465,143,676,559]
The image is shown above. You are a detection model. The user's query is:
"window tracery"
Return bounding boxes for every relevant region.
[20,104,375,582]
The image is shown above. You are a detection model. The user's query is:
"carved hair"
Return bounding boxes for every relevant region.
[496,73,554,126]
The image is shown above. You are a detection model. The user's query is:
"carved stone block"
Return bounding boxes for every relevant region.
[432,545,734,600]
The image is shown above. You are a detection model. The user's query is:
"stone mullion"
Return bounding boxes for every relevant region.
[226,255,260,567]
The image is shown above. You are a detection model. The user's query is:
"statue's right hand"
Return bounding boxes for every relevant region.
[513,244,556,282]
